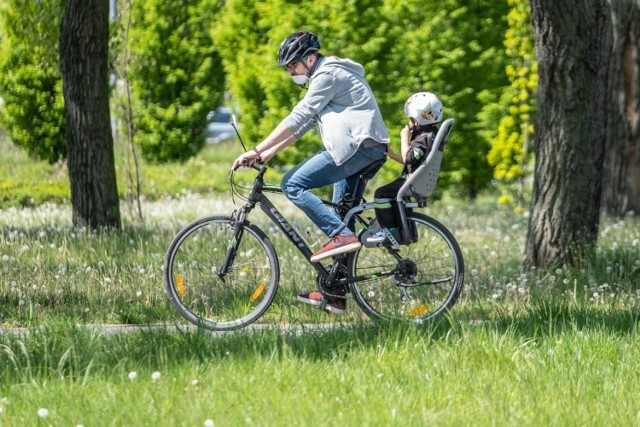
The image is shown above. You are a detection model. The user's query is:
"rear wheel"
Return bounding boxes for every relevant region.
[164,215,280,330]
[349,213,464,323]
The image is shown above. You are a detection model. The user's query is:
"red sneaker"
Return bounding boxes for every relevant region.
[296,291,346,315]
[310,234,362,262]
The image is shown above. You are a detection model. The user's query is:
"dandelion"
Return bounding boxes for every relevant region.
[38,408,49,418]
[151,371,161,381]
[204,419,215,427]
[192,379,199,386]
[136,291,143,298]
[128,371,138,380]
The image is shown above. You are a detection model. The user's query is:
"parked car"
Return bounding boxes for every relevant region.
[204,107,238,144]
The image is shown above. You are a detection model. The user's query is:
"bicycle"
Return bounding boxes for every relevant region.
[163,118,464,331]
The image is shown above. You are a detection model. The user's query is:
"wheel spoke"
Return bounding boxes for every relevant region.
[164,216,279,331]
[350,213,464,323]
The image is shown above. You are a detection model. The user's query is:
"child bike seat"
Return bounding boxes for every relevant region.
[396,118,455,202]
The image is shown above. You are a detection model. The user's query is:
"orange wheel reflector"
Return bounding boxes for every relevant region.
[177,274,185,297]
[410,305,428,315]
[250,282,266,301]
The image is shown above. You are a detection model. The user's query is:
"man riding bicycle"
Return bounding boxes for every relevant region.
[232,30,389,314]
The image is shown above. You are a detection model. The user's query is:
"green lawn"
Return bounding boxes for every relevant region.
[0,138,263,208]
[1,138,640,425]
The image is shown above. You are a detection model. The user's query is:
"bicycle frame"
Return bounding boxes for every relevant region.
[220,163,400,288]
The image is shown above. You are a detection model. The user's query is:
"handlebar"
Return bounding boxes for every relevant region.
[240,158,266,172]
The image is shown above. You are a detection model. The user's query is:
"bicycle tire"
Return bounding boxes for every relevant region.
[349,213,464,324]
[164,215,280,331]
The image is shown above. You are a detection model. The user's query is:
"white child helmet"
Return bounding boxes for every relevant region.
[404,92,443,125]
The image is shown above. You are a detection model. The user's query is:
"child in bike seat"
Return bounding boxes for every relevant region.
[367,92,444,245]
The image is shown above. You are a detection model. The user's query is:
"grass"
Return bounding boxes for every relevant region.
[0,138,267,208]
[1,315,639,425]
[1,137,640,425]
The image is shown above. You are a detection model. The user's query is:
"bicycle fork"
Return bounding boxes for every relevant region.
[217,205,252,279]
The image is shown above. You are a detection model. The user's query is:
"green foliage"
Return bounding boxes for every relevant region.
[0,0,66,163]
[487,0,537,206]
[121,0,226,162]
[212,0,509,197]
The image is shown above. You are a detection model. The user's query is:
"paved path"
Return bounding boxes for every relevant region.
[0,322,351,337]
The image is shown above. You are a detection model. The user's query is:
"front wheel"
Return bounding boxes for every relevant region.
[349,213,464,324]
[164,215,280,331]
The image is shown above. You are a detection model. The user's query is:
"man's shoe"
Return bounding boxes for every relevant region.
[310,234,361,262]
[296,291,346,315]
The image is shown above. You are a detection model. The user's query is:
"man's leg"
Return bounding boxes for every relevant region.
[281,143,386,238]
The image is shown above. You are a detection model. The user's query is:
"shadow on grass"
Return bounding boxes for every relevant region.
[490,299,639,337]
[1,300,638,381]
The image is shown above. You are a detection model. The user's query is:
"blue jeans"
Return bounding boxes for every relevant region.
[281,142,386,237]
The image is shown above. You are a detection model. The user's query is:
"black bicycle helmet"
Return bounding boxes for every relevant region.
[277,30,321,67]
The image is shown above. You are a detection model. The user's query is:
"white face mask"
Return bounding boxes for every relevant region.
[291,74,310,85]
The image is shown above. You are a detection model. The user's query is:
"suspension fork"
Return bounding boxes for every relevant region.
[217,204,253,278]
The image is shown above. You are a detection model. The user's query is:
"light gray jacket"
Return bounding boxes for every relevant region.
[282,56,390,165]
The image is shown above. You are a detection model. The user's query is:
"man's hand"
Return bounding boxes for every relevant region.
[232,149,261,170]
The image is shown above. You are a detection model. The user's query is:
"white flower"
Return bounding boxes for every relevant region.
[151,371,161,381]
[128,371,138,380]
[38,408,49,418]
[136,291,143,297]
[192,379,199,386]
[204,420,215,427]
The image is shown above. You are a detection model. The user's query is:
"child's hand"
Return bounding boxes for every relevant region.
[385,144,403,164]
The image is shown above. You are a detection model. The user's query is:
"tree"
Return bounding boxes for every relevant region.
[0,0,66,163]
[213,0,510,197]
[524,0,612,269]
[124,0,226,163]
[60,0,121,229]
[601,0,640,216]
[487,0,537,210]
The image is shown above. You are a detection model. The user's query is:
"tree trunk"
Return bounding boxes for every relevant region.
[601,0,640,216]
[524,0,612,269]
[60,0,120,229]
